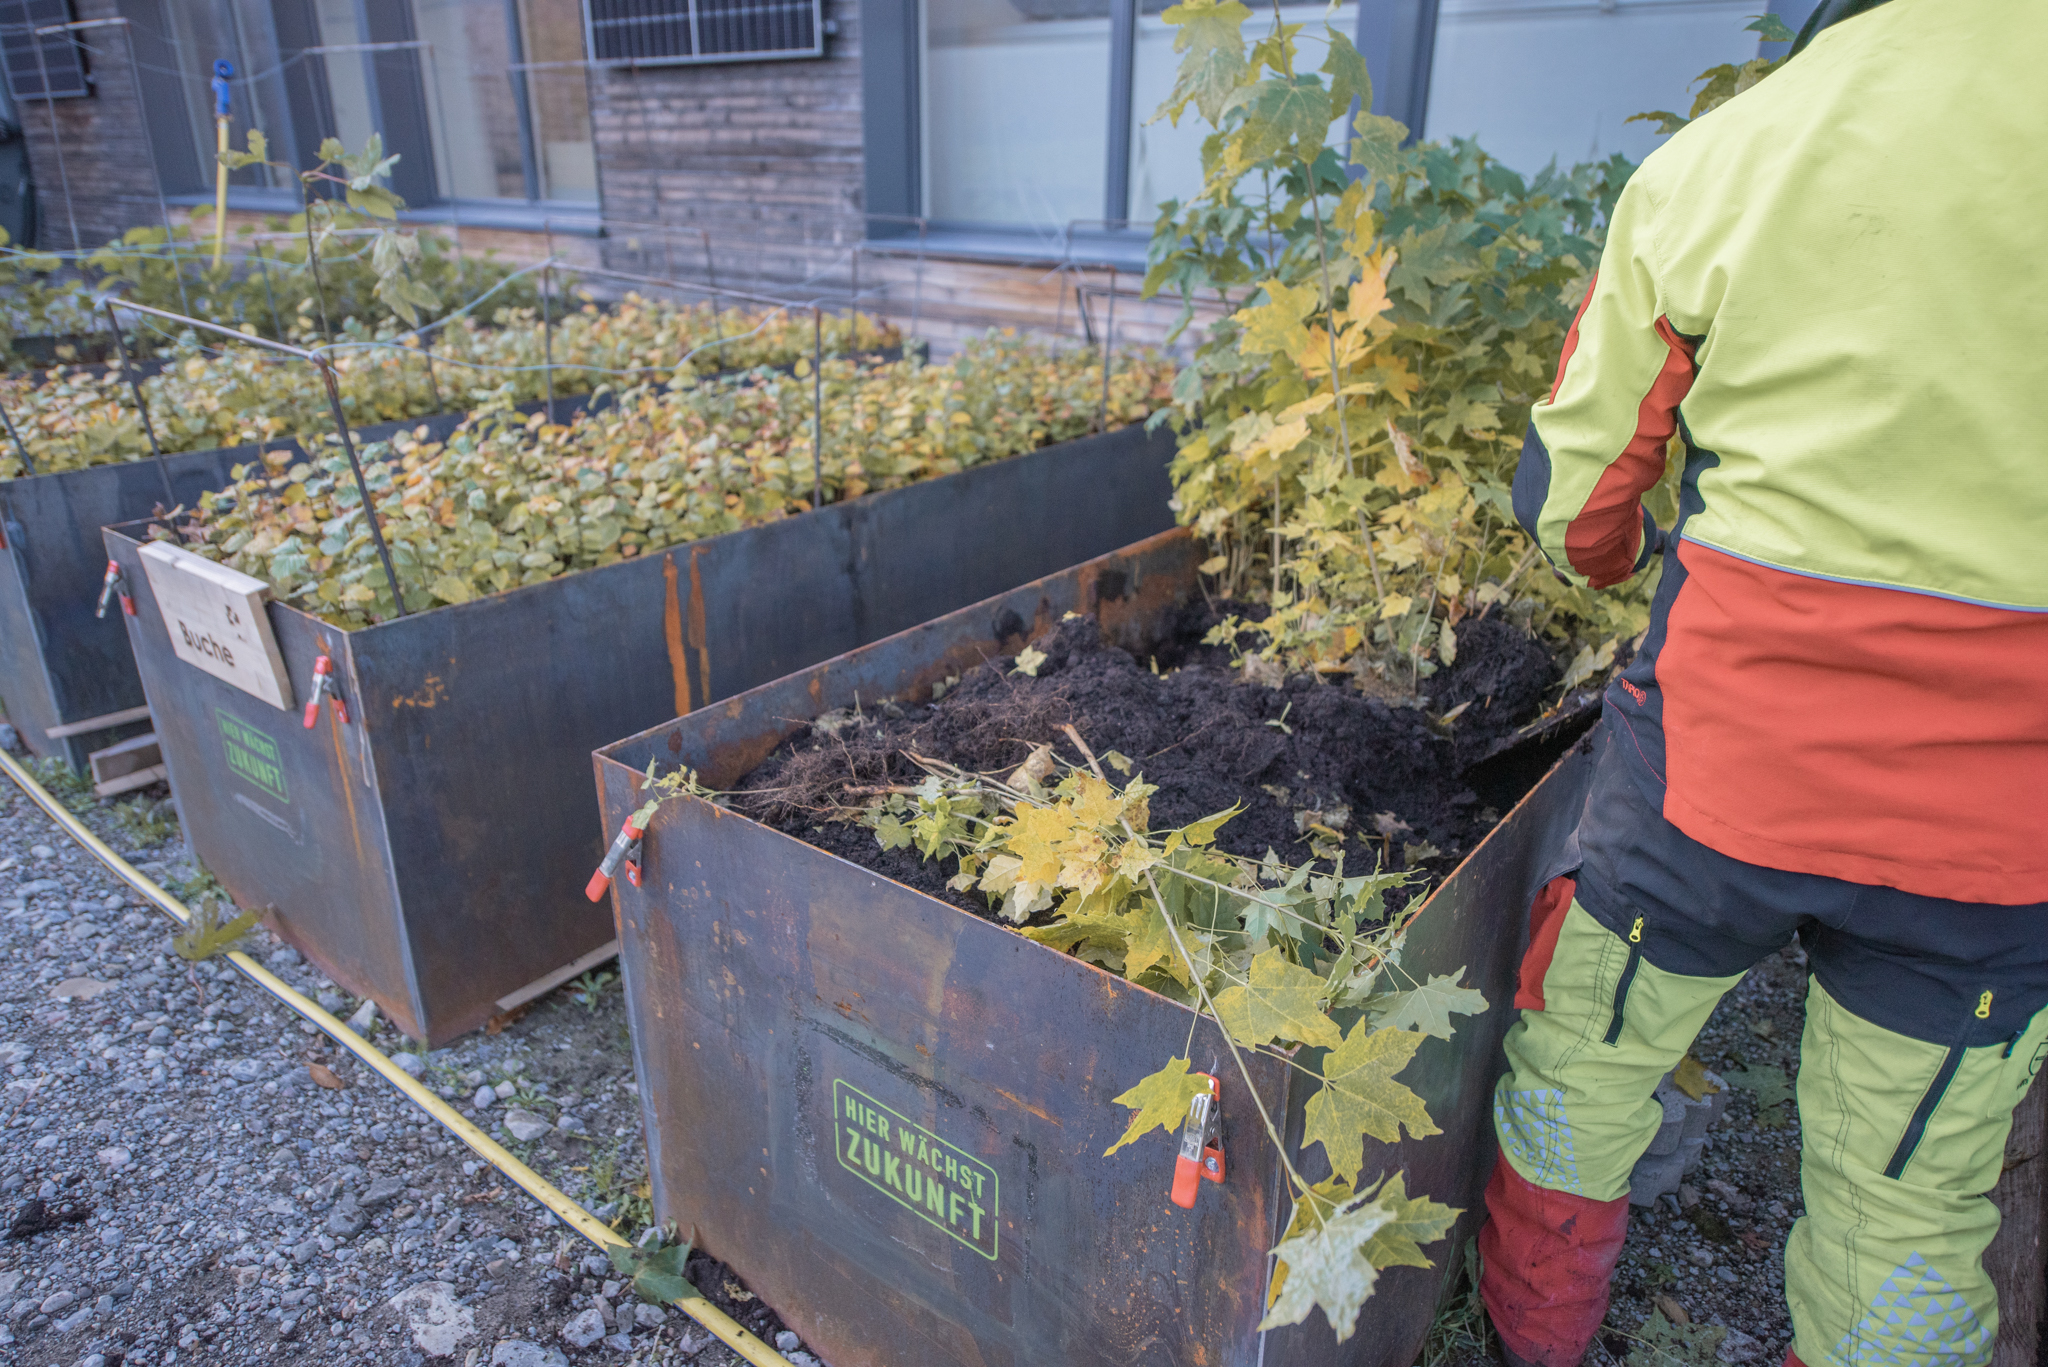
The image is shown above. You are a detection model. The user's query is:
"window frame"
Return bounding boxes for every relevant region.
[859,0,1441,252]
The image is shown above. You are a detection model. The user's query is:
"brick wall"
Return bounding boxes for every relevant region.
[15,0,165,252]
[586,0,864,274]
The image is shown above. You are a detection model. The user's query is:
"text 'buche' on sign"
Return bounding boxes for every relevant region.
[137,541,296,711]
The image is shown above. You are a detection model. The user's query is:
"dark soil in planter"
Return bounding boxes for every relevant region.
[730,608,1559,921]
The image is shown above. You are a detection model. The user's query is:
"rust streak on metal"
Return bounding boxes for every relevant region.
[663,556,691,720]
[327,676,370,875]
[687,547,711,711]
[985,1086,1061,1127]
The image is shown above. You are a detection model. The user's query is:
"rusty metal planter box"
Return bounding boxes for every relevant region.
[0,404,538,769]
[591,529,1598,1367]
[104,421,1177,1045]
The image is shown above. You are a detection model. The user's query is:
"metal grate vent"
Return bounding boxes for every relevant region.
[0,0,88,101]
[584,0,824,66]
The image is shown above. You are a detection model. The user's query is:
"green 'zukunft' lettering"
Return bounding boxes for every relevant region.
[217,708,288,804]
[831,1078,998,1259]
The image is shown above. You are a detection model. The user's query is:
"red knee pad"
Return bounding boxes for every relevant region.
[1479,1156,1630,1367]
[1515,874,1578,1012]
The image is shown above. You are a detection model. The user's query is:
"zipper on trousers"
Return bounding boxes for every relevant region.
[1884,1043,1964,1180]
[1604,916,1645,1046]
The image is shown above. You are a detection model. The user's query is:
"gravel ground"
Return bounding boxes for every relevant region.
[0,765,814,1367]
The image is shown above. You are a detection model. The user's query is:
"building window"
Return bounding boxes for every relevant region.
[914,0,1356,237]
[0,0,91,102]
[584,0,824,64]
[133,0,598,209]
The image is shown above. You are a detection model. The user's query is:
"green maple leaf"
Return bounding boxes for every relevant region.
[1105,1056,1211,1156]
[1258,1188,1391,1340]
[1303,1020,1436,1183]
[606,1235,699,1305]
[1367,970,1488,1040]
[1228,75,1337,164]
[1359,1172,1457,1269]
[1350,111,1408,181]
[1320,30,1372,114]
[1212,947,1343,1049]
[1157,0,1251,127]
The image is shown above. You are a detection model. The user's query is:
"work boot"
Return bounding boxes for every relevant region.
[1478,1157,1631,1367]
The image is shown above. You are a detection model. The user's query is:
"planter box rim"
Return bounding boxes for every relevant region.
[103,421,1161,639]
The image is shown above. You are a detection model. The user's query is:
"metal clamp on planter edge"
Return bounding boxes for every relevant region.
[303,653,350,728]
[95,560,135,620]
[586,818,644,901]
[1171,1072,1225,1208]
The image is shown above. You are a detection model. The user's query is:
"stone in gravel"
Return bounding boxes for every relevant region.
[390,1280,476,1358]
[474,1085,497,1109]
[96,1146,131,1169]
[392,1052,426,1077]
[788,1355,822,1367]
[29,844,53,859]
[0,1272,16,1299]
[556,1114,586,1135]
[226,1058,266,1083]
[633,1303,665,1329]
[0,1042,29,1065]
[1717,1326,1764,1363]
[776,1330,802,1351]
[347,999,379,1032]
[361,1174,406,1209]
[291,1239,320,1264]
[98,1225,122,1247]
[492,1342,570,1367]
[504,1109,553,1142]
[603,1333,634,1352]
[39,1291,75,1314]
[559,1308,605,1350]
[49,977,113,1001]
[326,1198,367,1237]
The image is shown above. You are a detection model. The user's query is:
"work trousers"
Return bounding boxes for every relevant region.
[1480,729,2048,1367]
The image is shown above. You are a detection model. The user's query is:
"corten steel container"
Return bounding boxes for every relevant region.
[0,404,546,770]
[591,528,1599,1367]
[105,421,1178,1045]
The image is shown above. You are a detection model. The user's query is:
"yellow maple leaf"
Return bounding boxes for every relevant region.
[1212,948,1344,1049]
[1303,1020,1437,1184]
[1234,279,1321,360]
[1007,803,1072,886]
[1105,1057,1212,1156]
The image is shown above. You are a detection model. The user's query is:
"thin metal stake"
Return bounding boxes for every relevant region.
[541,257,555,418]
[317,361,408,617]
[103,302,175,506]
[1097,266,1117,434]
[253,241,284,338]
[850,248,860,347]
[0,397,36,475]
[811,306,824,511]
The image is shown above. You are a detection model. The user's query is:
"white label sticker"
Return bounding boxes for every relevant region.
[138,541,296,711]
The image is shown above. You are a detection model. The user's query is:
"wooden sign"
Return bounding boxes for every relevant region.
[138,542,296,711]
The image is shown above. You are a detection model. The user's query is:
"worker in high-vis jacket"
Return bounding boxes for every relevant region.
[1484,1,2046,1364]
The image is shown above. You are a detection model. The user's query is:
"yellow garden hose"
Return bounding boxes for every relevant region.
[0,747,793,1367]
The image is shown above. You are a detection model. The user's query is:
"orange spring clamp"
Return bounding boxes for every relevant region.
[94,560,135,620]
[1170,1072,1225,1209]
[302,654,350,728]
[586,818,645,901]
